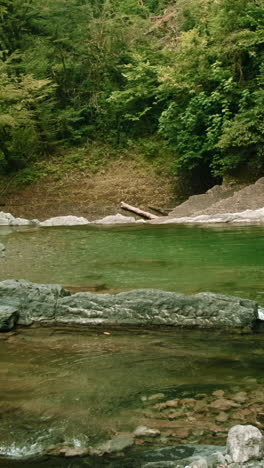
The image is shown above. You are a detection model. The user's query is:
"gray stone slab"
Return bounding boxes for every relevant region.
[0,305,19,331]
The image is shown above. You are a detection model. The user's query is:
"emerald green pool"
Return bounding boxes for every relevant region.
[1,224,264,303]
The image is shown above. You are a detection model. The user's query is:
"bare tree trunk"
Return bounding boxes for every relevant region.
[120,201,159,220]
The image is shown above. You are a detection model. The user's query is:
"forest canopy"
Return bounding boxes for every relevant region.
[0,0,263,180]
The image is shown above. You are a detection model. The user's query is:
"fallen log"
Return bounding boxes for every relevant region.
[120,201,159,220]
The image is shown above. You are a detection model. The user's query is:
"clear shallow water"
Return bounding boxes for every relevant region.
[1,224,264,466]
[0,326,264,467]
[1,224,264,304]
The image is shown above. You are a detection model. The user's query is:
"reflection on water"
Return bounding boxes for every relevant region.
[1,224,264,303]
[0,326,264,464]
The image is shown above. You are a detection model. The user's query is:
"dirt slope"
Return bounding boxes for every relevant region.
[0,159,177,221]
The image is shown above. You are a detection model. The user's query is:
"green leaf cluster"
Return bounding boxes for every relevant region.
[0,0,263,180]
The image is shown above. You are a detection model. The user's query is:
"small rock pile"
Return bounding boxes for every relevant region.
[137,389,264,446]
[45,424,264,467]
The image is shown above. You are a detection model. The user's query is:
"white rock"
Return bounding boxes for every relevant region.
[0,212,36,226]
[94,213,143,225]
[9,217,33,226]
[133,425,160,438]
[258,308,264,321]
[227,424,264,463]
[0,212,16,225]
[188,459,208,468]
[40,216,90,227]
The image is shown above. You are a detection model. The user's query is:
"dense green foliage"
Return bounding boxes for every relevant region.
[0,0,263,179]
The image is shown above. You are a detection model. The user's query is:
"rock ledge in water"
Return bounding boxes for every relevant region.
[0,279,70,327]
[0,280,259,331]
[56,289,258,330]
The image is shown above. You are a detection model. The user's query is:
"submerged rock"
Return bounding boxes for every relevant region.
[0,280,259,330]
[90,433,134,455]
[186,458,208,468]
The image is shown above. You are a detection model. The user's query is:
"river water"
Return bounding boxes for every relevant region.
[1,224,264,303]
[0,224,264,466]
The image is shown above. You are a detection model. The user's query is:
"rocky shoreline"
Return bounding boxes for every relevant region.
[154,208,264,225]
[0,424,263,467]
[0,280,262,332]
[47,424,264,467]
[0,211,143,226]
[1,207,264,227]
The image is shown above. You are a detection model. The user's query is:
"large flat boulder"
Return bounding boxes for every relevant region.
[0,305,19,331]
[55,289,258,330]
[0,281,259,330]
[0,280,70,325]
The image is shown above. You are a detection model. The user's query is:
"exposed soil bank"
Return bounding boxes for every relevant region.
[0,158,177,221]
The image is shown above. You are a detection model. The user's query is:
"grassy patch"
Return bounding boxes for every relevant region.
[9,139,175,186]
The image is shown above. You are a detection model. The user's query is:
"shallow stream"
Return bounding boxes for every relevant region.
[0,224,264,466]
[0,326,264,467]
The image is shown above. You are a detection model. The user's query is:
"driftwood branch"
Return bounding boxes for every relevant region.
[120,201,158,220]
